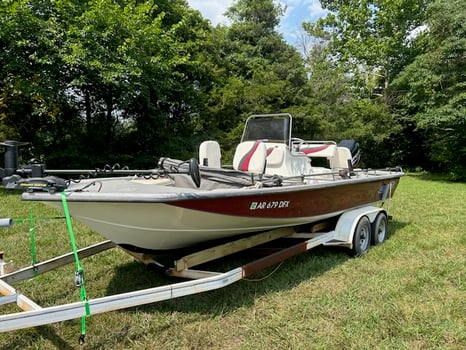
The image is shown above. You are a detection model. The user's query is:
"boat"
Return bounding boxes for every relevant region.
[20,114,403,252]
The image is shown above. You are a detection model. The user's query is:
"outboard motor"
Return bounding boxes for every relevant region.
[338,140,361,168]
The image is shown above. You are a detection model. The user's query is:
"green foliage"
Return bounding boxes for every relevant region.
[0,0,215,167]
[0,0,63,142]
[303,0,465,176]
[210,0,307,160]
[298,35,399,167]
[392,0,466,178]
[308,0,428,78]
[0,0,464,176]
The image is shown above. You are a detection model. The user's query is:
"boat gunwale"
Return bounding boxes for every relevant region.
[21,171,403,204]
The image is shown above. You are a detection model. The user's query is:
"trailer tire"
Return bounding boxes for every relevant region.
[351,216,371,257]
[371,212,388,245]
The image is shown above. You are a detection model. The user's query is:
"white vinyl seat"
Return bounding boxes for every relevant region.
[199,140,222,168]
[233,141,267,174]
[266,147,284,166]
[330,147,353,169]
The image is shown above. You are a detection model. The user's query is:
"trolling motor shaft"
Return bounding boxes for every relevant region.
[0,141,29,178]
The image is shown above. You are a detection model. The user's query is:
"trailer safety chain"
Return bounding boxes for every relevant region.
[61,191,90,344]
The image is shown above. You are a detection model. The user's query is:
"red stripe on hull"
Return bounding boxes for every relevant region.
[169,179,399,218]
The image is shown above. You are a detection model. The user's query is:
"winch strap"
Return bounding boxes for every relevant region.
[61,191,90,340]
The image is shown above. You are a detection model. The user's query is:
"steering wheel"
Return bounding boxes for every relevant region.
[188,158,201,188]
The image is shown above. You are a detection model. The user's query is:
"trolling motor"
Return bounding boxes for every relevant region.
[1,140,200,190]
[11,176,68,193]
[0,140,54,190]
[1,141,23,188]
[0,141,28,177]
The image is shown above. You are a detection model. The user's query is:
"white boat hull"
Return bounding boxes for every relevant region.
[47,200,342,250]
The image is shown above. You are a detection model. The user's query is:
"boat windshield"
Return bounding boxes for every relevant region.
[241,114,292,146]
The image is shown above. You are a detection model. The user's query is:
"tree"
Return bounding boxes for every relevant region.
[392,0,466,178]
[1,0,215,167]
[298,6,404,166]
[300,0,436,168]
[207,0,308,160]
[124,1,214,161]
[304,0,429,99]
[0,0,66,143]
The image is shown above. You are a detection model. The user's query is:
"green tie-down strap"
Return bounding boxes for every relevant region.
[61,191,90,342]
[14,213,65,272]
[28,209,37,269]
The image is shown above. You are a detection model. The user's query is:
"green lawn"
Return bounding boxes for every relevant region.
[0,174,465,349]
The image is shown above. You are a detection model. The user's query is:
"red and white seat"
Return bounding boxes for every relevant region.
[233,141,267,174]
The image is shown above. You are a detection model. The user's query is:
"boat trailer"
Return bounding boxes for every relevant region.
[0,205,388,334]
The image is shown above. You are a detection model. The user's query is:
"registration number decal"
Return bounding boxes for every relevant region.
[250,200,290,210]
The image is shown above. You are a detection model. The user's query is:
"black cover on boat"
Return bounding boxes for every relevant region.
[160,157,281,189]
[338,140,361,168]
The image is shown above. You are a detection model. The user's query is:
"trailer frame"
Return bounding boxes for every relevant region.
[0,205,387,333]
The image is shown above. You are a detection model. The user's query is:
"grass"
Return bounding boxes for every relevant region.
[0,174,465,349]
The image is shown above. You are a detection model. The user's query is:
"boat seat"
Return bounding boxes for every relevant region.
[266,147,284,166]
[330,147,352,169]
[233,141,267,174]
[299,143,336,158]
[199,140,221,168]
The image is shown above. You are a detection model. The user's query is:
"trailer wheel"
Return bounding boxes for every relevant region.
[371,212,388,245]
[351,216,371,257]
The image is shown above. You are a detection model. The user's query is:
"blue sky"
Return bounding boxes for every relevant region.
[186,0,328,46]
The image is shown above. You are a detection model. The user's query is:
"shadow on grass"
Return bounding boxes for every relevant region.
[104,219,409,317]
[404,172,464,183]
[104,243,350,316]
[388,219,408,235]
[1,247,347,349]
[0,325,78,350]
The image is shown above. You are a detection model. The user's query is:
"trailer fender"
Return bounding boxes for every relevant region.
[325,206,386,249]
